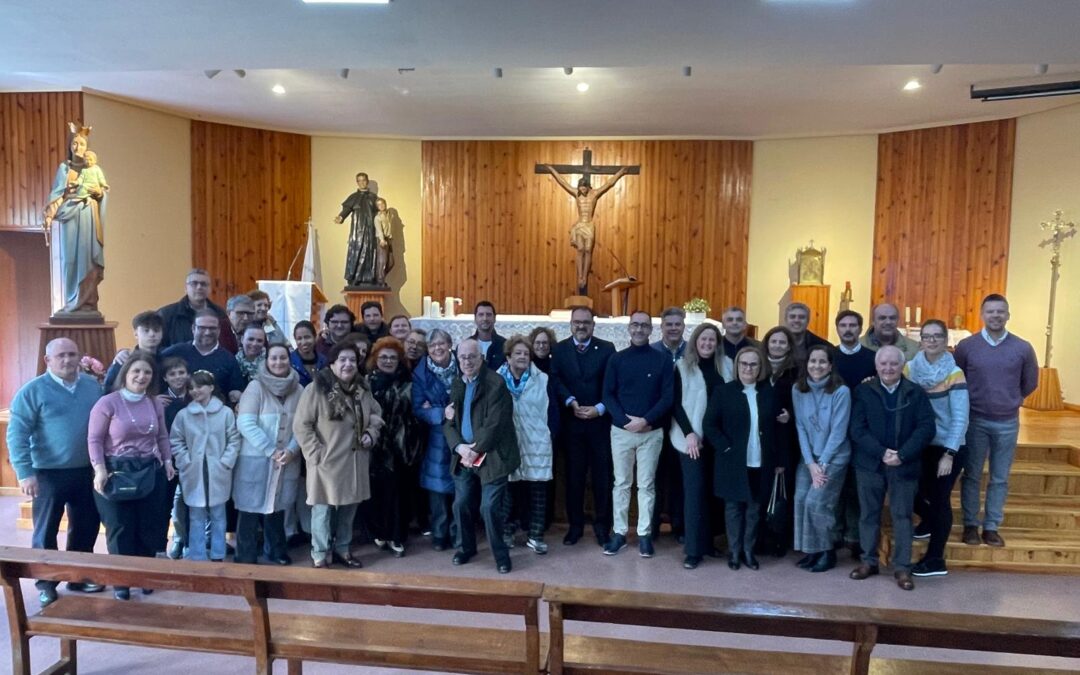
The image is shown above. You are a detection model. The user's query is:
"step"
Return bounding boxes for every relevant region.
[911,527,1080,568]
[949,494,1080,531]
[1014,444,1080,465]
[981,460,1080,496]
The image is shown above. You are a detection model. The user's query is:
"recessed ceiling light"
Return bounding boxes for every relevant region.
[903,78,922,91]
[576,82,590,93]
[272,84,286,95]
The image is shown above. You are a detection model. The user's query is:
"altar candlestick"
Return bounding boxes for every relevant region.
[904,306,911,325]
[915,306,922,324]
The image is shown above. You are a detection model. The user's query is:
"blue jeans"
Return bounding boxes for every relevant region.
[187,503,227,561]
[310,503,358,561]
[961,415,1019,531]
[452,472,509,565]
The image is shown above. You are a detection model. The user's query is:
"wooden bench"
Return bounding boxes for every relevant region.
[543,585,1080,675]
[0,546,542,674]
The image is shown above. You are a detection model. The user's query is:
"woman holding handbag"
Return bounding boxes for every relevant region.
[88,351,175,600]
[791,345,851,573]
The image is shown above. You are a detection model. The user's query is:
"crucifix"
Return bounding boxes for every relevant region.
[536,148,640,295]
[1038,209,1077,367]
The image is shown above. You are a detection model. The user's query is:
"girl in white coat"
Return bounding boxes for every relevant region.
[170,371,241,561]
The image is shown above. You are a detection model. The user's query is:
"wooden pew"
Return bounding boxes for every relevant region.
[0,546,542,675]
[543,585,1080,675]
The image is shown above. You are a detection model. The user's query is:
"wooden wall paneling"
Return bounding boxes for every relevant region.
[191,121,311,304]
[422,140,751,316]
[0,232,53,407]
[0,92,83,230]
[872,119,1015,332]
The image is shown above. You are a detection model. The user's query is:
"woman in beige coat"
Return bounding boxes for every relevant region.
[293,342,383,568]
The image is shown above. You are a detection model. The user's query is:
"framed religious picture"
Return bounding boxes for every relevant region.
[795,241,826,285]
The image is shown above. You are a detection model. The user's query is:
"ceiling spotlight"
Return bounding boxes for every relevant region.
[576,82,590,93]
[272,84,286,95]
[204,70,221,79]
[494,67,503,78]
[682,66,692,77]
[233,69,246,78]
[903,78,922,91]
[1036,64,1049,75]
[563,67,573,76]
[930,64,943,75]
[398,67,415,74]
[340,68,350,79]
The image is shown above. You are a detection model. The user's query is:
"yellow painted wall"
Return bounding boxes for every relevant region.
[746,136,879,342]
[82,94,192,345]
[1008,102,1080,401]
[310,137,422,317]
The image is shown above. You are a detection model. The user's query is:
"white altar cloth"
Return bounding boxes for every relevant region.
[412,314,721,351]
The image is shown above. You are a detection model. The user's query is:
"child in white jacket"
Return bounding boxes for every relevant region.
[170,371,241,561]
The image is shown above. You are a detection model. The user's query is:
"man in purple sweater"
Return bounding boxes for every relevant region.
[953,294,1038,548]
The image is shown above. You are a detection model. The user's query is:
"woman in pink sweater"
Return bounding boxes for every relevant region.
[88,350,175,600]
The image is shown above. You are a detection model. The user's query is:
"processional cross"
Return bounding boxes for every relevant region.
[1038,210,1077,367]
[536,148,639,296]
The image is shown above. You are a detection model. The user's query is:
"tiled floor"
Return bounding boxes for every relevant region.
[1,491,1079,673]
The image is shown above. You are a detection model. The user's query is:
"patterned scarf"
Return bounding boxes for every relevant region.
[426,355,459,395]
[497,363,530,400]
[314,369,370,450]
[905,350,957,390]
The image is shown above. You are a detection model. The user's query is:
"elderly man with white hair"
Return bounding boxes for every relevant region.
[847,345,935,591]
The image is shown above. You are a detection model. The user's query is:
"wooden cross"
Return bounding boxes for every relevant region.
[534,147,640,184]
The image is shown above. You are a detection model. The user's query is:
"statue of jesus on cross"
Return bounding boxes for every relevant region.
[537,148,639,295]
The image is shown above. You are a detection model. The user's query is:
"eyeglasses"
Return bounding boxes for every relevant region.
[571,320,593,327]
[921,334,946,342]
[459,354,481,361]
[739,362,761,369]
[629,322,651,330]
[194,325,219,332]
[377,354,398,361]
[328,320,351,326]
[232,310,254,317]
[186,280,210,288]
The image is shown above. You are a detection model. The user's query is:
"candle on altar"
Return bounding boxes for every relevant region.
[905,306,911,325]
[915,306,922,324]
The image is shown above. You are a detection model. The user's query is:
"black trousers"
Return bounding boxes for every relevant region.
[371,465,418,545]
[235,510,287,563]
[505,480,549,540]
[32,467,101,590]
[914,445,966,562]
[679,450,713,558]
[453,472,509,564]
[93,466,171,561]
[563,419,613,538]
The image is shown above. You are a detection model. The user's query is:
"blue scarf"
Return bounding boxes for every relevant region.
[497,363,529,400]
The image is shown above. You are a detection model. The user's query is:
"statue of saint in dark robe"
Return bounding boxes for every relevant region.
[334,172,380,287]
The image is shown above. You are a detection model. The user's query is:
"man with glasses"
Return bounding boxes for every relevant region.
[403,329,427,371]
[601,311,674,557]
[226,295,257,356]
[159,268,236,352]
[954,294,1038,548]
[444,339,520,574]
[316,305,356,358]
[161,309,245,405]
[550,306,617,546]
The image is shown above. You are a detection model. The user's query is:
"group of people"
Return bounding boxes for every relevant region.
[7,266,1038,607]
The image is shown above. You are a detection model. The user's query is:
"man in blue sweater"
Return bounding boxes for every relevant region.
[161,309,245,405]
[601,311,674,557]
[7,338,104,606]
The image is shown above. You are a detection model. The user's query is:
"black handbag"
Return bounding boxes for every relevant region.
[103,456,158,501]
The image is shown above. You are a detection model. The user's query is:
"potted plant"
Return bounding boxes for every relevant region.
[683,298,710,322]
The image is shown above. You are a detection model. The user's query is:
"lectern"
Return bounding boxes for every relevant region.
[258,280,328,336]
[603,277,643,317]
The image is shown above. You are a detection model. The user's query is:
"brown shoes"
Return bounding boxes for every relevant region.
[962,526,980,545]
[849,564,879,580]
[982,530,1006,547]
[895,570,915,591]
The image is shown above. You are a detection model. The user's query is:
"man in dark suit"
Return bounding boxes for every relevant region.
[550,306,617,546]
[469,300,507,371]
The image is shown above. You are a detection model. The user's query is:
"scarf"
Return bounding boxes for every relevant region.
[905,350,957,390]
[426,355,459,395]
[237,352,266,382]
[497,363,530,400]
[254,361,299,399]
[314,368,369,448]
[368,368,405,400]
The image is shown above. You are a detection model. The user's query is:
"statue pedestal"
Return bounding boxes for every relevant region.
[343,287,391,319]
[1024,367,1065,411]
[789,283,831,338]
[37,321,117,375]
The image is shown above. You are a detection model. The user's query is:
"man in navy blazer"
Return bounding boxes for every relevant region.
[550,306,617,546]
